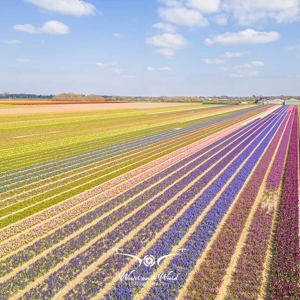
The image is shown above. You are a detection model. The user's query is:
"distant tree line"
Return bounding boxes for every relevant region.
[0,93,53,99]
[1,93,299,103]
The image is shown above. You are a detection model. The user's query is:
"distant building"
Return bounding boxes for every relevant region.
[285,98,300,105]
[268,99,284,105]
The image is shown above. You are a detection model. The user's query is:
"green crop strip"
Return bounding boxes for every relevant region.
[0,112,256,229]
[0,110,259,211]
[0,106,256,172]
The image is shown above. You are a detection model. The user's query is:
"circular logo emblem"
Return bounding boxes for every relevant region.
[143,255,156,267]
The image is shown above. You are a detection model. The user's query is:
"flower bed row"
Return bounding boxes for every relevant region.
[0,115,264,277]
[0,110,275,224]
[0,105,233,172]
[19,113,276,300]
[0,126,204,202]
[103,109,285,300]
[0,120,248,256]
[267,108,300,299]
[0,115,261,249]
[0,132,201,215]
[0,114,256,209]
[225,109,293,299]
[266,108,293,190]
[2,106,264,176]
[181,110,287,300]
[0,116,235,203]
[0,106,264,191]
[3,122,250,229]
[0,112,273,299]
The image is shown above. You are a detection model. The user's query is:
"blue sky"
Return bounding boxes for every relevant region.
[1,0,300,96]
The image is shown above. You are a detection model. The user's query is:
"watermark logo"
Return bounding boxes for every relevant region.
[115,248,187,268]
[116,248,187,283]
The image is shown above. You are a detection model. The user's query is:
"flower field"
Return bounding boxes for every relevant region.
[0,103,298,299]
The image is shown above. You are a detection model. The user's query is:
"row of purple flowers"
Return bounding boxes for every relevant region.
[225,109,293,298]
[17,110,281,299]
[0,111,269,298]
[268,108,300,299]
[135,108,287,300]
[78,109,286,300]
[266,109,294,190]
[0,113,262,277]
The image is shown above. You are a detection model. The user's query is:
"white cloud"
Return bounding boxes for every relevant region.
[244,60,265,68]
[96,62,123,75]
[3,39,22,45]
[224,59,265,78]
[159,7,208,27]
[218,66,229,72]
[186,0,220,13]
[16,58,30,63]
[25,0,96,16]
[205,29,280,45]
[146,66,171,72]
[225,0,300,24]
[159,0,183,7]
[96,62,105,68]
[110,67,124,75]
[155,48,175,57]
[201,58,225,65]
[214,15,228,25]
[14,24,38,34]
[96,62,117,68]
[40,20,70,34]
[153,22,176,32]
[14,20,70,35]
[231,69,260,78]
[158,0,300,28]
[221,51,244,58]
[146,33,187,49]
[113,33,123,39]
